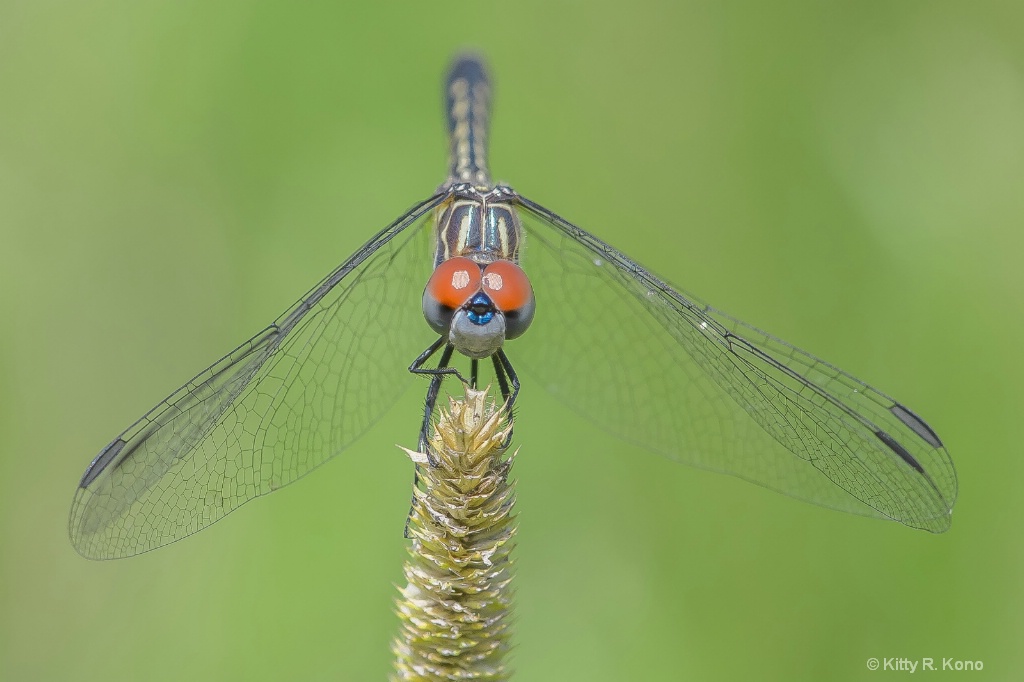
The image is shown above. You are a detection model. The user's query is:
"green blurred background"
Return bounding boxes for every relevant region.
[1,1,1021,680]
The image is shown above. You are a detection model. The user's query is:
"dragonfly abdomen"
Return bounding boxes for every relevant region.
[445,55,492,188]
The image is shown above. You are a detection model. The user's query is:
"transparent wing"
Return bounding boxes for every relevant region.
[70,193,445,559]
[514,195,957,532]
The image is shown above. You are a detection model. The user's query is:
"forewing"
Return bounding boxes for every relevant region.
[514,196,956,532]
[70,194,444,559]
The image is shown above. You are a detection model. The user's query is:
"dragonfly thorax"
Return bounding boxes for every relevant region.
[432,187,523,267]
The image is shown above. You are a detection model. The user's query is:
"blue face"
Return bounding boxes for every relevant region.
[466,292,496,326]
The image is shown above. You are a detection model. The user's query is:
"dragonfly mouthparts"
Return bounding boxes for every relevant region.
[466,293,496,325]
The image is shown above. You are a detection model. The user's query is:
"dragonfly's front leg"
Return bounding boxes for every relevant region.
[409,337,469,455]
[405,337,464,536]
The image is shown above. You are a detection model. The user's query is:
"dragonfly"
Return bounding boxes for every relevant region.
[69,55,957,560]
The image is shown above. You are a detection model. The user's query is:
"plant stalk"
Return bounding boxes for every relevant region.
[391,386,517,681]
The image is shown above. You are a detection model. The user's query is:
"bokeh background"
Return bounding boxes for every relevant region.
[1,1,1021,680]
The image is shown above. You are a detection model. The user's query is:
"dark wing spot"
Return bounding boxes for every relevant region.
[890,402,944,448]
[79,438,127,488]
[875,430,926,474]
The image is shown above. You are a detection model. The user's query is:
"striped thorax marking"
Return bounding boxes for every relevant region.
[434,190,522,267]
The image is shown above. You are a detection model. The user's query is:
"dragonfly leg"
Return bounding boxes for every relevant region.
[404,338,458,538]
[409,336,469,386]
[408,335,445,376]
[493,349,519,449]
[492,353,509,403]
[494,349,519,407]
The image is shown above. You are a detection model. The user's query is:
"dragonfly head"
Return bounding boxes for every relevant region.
[423,256,535,358]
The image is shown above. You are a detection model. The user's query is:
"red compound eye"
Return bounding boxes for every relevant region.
[481,260,533,313]
[426,257,482,309]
